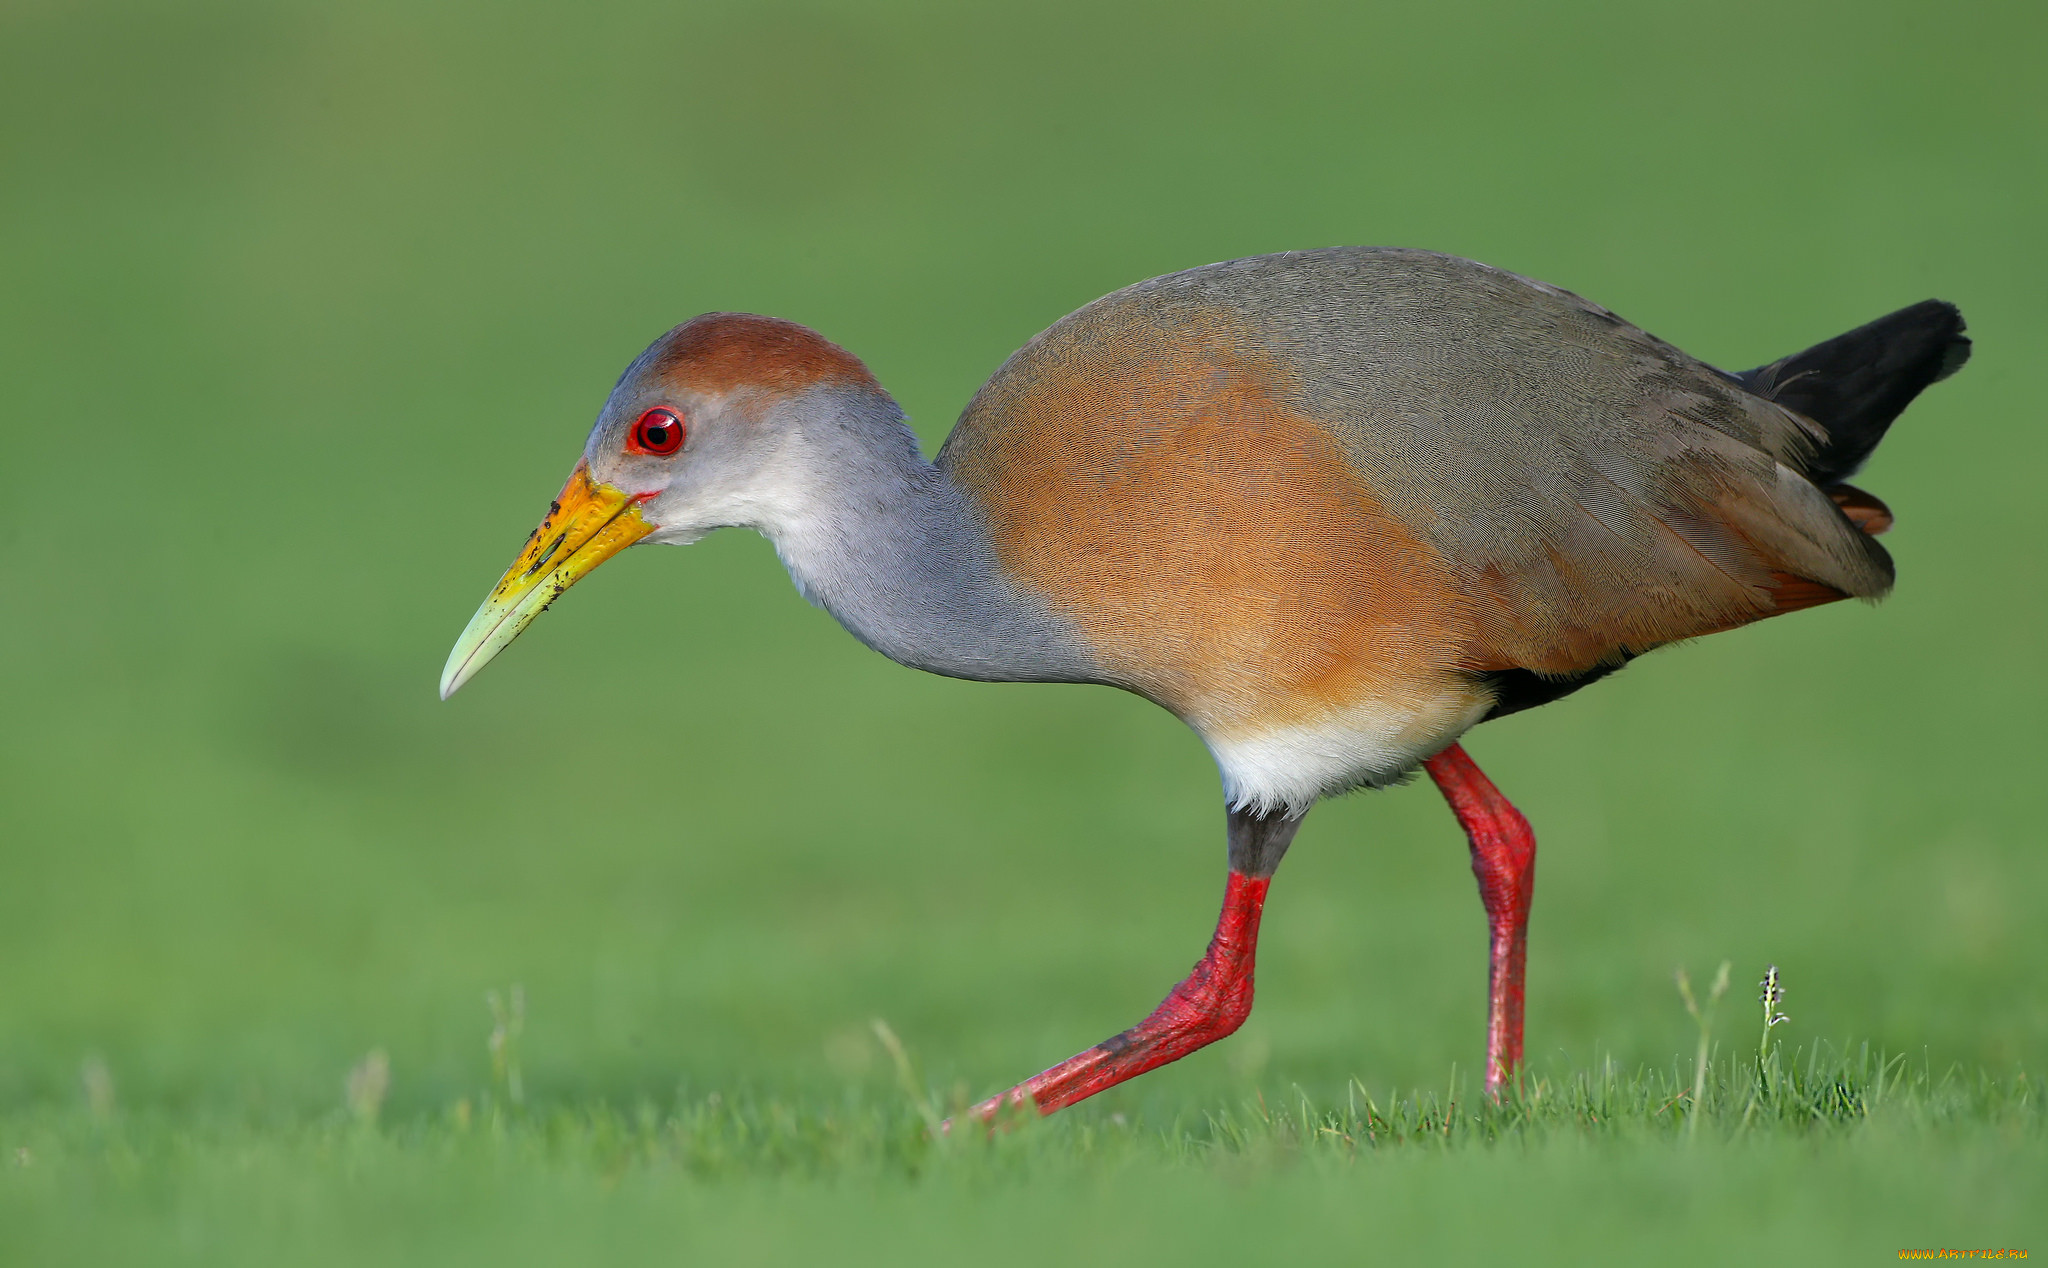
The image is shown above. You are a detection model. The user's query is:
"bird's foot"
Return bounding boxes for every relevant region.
[963,869,1271,1124]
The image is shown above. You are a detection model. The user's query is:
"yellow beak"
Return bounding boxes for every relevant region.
[440,461,656,699]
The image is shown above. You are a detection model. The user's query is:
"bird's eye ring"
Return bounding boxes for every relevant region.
[627,407,686,456]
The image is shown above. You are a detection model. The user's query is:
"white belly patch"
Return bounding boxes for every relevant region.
[1202,688,1494,816]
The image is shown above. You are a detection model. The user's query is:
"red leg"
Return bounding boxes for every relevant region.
[968,807,1302,1121]
[1423,742,1536,1098]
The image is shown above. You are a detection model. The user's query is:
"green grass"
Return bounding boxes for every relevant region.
[4,0,2047,1261]
[5,1039,2041,1265]
[6,1041,2043,1266]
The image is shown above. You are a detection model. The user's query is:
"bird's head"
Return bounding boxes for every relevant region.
[438,313,881,699]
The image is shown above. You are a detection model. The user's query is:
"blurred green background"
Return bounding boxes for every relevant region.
[1,0,2042,1164]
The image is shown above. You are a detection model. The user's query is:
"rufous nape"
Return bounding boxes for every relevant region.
[441,248,1969,1112]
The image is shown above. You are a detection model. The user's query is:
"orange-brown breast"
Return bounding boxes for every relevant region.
[941,304,1481,737]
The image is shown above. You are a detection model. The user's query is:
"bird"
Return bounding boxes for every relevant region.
[439,247,1968,1115]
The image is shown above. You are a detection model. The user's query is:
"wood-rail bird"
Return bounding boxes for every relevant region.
[440,247,1968,1113]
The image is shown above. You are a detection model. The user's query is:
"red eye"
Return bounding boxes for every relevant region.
[627,407,686,456]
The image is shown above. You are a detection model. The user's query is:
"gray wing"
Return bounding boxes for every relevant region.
[1131,248,1892,675]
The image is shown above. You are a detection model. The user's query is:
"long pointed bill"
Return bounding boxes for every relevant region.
[440,461,655,699]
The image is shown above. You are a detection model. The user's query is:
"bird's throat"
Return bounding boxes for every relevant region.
[757,396,1100,686]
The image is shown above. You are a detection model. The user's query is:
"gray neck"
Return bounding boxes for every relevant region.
[759,392,1099,684]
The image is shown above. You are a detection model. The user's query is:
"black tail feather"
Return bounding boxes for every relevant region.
[1734,299,1970,485]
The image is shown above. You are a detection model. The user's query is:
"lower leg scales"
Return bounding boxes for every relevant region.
[970,870,1270,1119]
[1423,742,1537,1096]
[969,807,1302,1121]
